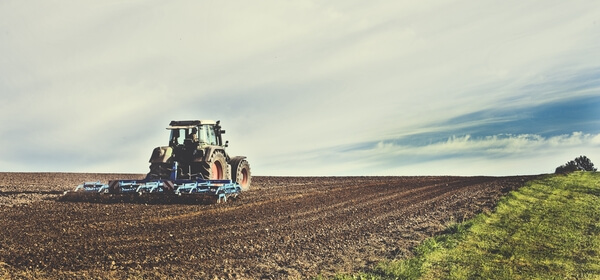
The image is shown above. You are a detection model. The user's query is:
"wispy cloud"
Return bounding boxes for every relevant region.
[373,132,600,158]
[264,132,600,176]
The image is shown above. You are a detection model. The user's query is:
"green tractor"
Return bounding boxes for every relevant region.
[146,120,251,190]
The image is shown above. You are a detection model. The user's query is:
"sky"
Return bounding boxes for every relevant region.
[1,1,599,176]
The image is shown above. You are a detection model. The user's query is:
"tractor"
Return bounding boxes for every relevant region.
[146,120,251,190]
[60,120,251,204]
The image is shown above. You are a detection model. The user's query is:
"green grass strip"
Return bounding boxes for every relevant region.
[329,172,600,280]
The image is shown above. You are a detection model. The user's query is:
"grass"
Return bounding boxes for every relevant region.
[327,172,600,280]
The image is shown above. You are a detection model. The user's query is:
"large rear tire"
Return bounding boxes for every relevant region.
[200,151,228,180]
[230,157,251,191]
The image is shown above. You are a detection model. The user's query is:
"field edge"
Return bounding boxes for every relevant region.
[328,172,600,280]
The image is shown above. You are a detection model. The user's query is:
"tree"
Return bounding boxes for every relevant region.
[555,156,597,174]
[574,156,596,172]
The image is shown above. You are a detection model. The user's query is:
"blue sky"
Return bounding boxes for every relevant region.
[1,1,599,176]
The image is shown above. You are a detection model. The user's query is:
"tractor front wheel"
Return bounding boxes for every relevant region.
[231,157,251,191]
[146,162,172,180]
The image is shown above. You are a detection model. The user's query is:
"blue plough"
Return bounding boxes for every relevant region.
[60,164,242,204]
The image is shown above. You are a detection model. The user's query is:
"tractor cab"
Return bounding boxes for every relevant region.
[167,120,225,148]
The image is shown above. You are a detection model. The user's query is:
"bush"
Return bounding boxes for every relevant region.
[555,156,597,174]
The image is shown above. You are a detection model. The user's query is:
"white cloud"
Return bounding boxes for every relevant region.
[375,132,599,157]
[273,132,600,176]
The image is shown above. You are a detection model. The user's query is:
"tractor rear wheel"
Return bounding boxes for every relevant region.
[201,151,228,180]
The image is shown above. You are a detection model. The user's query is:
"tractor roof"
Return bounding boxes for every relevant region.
[167,120,217,129]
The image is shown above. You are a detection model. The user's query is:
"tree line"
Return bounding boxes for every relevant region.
[555,155,597,174]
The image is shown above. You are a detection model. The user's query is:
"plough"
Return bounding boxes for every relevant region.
[60,167,242,204]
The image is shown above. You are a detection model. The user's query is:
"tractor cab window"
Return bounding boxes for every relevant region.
[198,125,218,146]
[169,129,182,146]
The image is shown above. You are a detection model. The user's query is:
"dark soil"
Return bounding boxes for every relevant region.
[0,173,537,279]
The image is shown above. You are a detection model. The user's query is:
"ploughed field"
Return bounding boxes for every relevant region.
[0,173,536,279]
